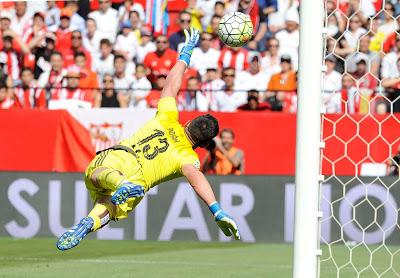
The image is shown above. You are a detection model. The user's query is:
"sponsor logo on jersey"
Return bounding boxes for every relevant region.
[168,127,179,143]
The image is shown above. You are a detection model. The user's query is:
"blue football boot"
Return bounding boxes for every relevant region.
[56,217,94,251]
[111,182,145,205]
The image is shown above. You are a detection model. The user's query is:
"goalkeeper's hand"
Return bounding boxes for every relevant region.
[178,27,200,66]
[209,202,241,240]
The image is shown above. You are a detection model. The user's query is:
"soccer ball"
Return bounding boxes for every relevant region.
[217,12,254,48]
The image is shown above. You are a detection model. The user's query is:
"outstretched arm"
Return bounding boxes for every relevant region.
[161,28,200,99]
[182,164,217,205]
[161,60,187,99]
[182,164,241,240]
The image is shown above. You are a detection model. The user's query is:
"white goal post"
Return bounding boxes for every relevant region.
[294,1,400,277]
[293,0,325,277]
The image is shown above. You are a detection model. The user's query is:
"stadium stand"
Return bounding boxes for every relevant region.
[0,0,399,113]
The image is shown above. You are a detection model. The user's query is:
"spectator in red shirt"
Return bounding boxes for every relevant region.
[24,12,47,48]
[22,12,49,72]
[238,92,271,111]
[13,68,46,108]
[143,35,178,83]
[237,0,267,51]
[340,73,358,114]
[146,74,166,108]
[0,12,13,47]
[38,51,67,98]
[49,65,93,109]
[63,30,92,69]
[351,58,377,91]
[382,17,400,53]
[0,77,14,109]
[55,9,73,56]
[218,46,249,73]
[1,35,21,85]
[0,11,28,54]
[181,67,200,92]
[75,51,99,102]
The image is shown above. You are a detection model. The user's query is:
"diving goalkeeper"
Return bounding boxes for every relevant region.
[57,28,240,251]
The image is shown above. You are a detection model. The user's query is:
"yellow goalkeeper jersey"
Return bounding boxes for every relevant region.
[118,97,200,188]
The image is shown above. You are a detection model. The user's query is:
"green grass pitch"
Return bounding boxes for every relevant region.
[0,238,398,277]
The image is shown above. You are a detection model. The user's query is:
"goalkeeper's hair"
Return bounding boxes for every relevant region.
[188,114,219,148]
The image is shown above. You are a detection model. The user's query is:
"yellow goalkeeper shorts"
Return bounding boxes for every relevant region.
[84,149,148,220]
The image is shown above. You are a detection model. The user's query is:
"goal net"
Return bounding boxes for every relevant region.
[319,0,400,277]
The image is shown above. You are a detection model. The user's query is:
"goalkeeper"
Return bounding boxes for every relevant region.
[57,28,240,251]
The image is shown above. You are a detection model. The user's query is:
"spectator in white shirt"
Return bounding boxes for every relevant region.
[131,64,151,109]
[261,37,282,76]
[113,54,135,95]
[11,2,31,36]
[275,8,300,70]
[118,0,145,23]
[202,68,225,91]
[268,0,298,33]
[178,76,200,111]
[191,32,220,76]
[323,55,342,113]
[346,0,376,19]
[45,1,60,30]
[83,18,102,59]
[213,67,247,112]
[129,10,142,34]
[345,34,380,76]
[378,2,398,36]
[179,76,214,111]
[200,68,225,110]
[27,1,47,15]
[381,37,400,112]
[88,0,119,43]
[196,0,217,30]
[114,21,139,62]
[93,38,114,84]
[381,37,400,81]
[136,28,156,63]
[344,14,366,49]
[65,1,86,34]
[236,52,271,95]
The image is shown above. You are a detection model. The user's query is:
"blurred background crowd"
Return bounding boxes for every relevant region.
[0,0,399,113]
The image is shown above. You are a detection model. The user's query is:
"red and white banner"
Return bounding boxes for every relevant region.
[68,109,156,152]
[1,109,399,175]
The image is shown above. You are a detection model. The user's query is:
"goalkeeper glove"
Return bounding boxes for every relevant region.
[178,27,200,66]
[209,202,241,240]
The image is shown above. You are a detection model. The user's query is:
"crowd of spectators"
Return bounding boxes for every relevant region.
[0,0,400,113]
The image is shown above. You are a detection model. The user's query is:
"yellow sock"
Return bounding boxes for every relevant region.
[96,168,128,191]
[88,203,111,231]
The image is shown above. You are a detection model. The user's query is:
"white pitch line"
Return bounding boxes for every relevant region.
[0,257,47,261]
[0,257,292,269]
